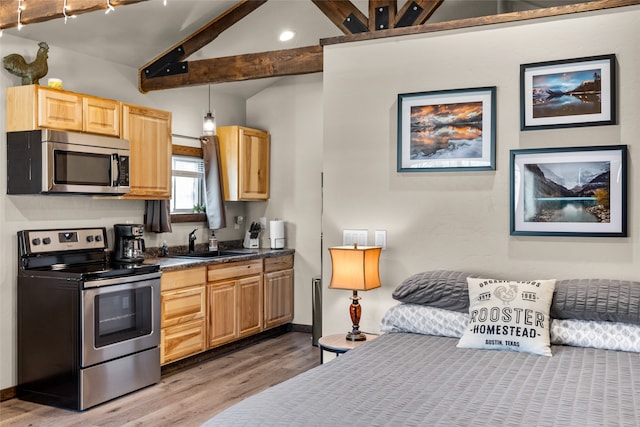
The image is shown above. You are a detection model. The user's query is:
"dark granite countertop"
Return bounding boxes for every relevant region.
[144,248,295,272]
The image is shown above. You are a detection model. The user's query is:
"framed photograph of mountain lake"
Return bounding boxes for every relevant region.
[510,145,627,237]
[397,87,496,172]
[520,54,616,130]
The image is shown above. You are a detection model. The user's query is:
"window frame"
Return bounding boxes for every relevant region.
[171,145,207,224]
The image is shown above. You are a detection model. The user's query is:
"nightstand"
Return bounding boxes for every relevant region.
[318,333,378,363]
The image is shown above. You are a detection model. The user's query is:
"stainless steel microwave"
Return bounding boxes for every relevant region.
[7,129,130,195]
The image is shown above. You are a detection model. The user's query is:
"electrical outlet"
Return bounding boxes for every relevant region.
[259,217,267,230]
[342,229,368,246]
[375,230,387,250]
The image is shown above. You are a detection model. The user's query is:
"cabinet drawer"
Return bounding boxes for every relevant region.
[207,260,262,282]
[161,319,206,365]
[264,254,294,273]
[161,286,206,327]
[162,267,206,291]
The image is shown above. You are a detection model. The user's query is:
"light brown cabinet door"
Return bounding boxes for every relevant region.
[238,127,269,200]
[121,104,172,200]
[218,126,270,201]
[83,96,120,136]
[208,280,238,347]
[264,269,294,329]
[238,275,263,338]
[37,87,83,131]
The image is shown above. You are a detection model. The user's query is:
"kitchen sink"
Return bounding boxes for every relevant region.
[170,250,256,259]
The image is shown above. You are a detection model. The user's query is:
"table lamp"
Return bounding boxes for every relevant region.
[328,244,382,341]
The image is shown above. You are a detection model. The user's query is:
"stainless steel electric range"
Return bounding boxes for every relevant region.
[17,227,161,411]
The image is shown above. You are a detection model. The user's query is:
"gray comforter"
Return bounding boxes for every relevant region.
[203,332,640,426]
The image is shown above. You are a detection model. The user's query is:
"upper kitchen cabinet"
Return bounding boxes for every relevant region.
[6,85,119,137]
[218,126,270,201]
[121,104,172,200]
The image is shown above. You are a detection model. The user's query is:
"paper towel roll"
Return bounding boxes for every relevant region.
[269,220,285,249]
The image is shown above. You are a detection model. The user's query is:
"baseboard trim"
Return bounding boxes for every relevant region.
[1,386,16,402]
[290,323,312,333]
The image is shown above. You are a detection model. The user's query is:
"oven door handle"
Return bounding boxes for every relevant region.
[83,271,161,288]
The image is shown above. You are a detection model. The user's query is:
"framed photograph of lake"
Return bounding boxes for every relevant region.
[520,54,616,130]
[397,87,496,172]
[510,145,627,237]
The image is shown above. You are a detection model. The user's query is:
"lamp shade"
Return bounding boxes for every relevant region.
[328,245,382,291]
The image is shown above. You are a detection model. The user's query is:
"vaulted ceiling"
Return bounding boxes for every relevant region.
[2,0,636,95]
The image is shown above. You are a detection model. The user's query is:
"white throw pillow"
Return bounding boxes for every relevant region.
[457,278,556,356]
[380,303,469,338]
[550,318,640,353]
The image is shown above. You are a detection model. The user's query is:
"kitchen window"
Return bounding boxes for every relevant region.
[170,145,206,223]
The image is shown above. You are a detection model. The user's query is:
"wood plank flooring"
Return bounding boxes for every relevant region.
[0,332,319,427]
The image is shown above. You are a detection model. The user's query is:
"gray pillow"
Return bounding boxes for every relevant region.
[391,270,478,313]
[551,279,640,325]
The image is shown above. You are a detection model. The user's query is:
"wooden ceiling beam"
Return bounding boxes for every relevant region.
[310,0,369,34]
[142,0,267,69]
[322,0,640,45]
[396,0,444,27]
[369,1,396,31]
[0,0,146,30]
[139,45,323,92]
[139,0,267,88]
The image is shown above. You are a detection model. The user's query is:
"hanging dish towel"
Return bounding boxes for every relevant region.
[201,135,227,230]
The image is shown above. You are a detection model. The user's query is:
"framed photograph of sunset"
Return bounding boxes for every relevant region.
[520,54,616,130]
[397,87,496,172]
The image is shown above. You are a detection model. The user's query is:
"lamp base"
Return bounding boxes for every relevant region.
[345,331,367,341]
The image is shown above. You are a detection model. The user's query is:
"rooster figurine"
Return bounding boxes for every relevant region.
[3,41,49,85]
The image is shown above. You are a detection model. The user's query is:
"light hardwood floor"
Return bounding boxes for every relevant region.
[0,332,319,427]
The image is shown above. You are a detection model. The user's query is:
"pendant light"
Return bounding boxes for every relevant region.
[203,84,216,136]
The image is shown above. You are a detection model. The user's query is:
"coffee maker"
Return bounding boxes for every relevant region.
[113,224,146,264]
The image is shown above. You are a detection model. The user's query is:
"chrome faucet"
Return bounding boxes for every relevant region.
[188,229,197,253]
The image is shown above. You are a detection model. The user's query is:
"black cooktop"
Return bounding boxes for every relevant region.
[23,261,160,281]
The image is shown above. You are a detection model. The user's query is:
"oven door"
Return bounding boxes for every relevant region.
[81,272,160,367]
[44,141,130,195]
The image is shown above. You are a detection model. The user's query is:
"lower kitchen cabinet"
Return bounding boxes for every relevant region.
[207,280,238,347]
[160,267,207,365]
[264,255,294,329]
[207,260,263,347]
[160,254,294,365]
[238,275,263,338]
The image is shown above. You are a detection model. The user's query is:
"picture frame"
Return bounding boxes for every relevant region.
[520,54,616,130]
[397,87,496,172]
[510,145,627,237]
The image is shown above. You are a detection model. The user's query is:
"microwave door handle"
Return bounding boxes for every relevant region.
[112,154,120,187]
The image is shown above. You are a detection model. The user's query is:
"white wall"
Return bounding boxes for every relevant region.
[246,74,324,326]
[321,7,640,338]
[0,35,248,389]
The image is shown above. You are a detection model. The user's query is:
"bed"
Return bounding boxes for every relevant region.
[203,271,640,426]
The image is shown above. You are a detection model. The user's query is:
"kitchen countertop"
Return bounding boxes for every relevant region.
[144,248,295,272]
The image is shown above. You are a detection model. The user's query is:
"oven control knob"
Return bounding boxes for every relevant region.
[43,237,52,245]
[31,238,41,246]
[87,235,94,242]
